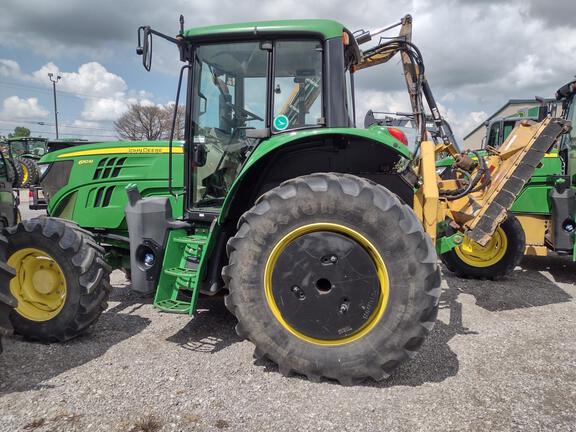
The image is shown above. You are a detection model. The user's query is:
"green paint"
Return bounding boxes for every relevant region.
[184,19,345,41]
[436,232,464,255]
[40,140,185,230]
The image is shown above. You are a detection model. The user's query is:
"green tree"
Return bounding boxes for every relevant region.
[8,127,31,138]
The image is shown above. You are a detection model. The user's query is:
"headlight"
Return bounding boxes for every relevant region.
[38,163,51,179]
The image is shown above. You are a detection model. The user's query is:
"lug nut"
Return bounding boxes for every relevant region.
[291,285,305,300]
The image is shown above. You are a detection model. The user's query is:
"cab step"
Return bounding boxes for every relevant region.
[153,231,209,316]
[155,299,193,314]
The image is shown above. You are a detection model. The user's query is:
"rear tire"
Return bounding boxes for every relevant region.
[441,214,525,280]
[20,158,39,185]
[16,158,38,188]
[12,158,25,188]
[223,173,440,384]
[6,217,112,342]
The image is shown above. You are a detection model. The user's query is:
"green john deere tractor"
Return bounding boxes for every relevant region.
[4,16,569,383]
[2,137,48,187]
[439,79,576,279]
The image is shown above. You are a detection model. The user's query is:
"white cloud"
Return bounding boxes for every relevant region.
[0,96,49,120]
[0,59,23,79]
[81,97,130,121]
[31,61,127,97]
[1,59,156,123]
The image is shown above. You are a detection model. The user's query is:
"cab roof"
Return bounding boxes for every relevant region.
[184,19,346,41]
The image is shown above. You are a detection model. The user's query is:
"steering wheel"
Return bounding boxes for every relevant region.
[226,102,264,122]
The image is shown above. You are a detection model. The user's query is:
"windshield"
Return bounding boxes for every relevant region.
[28,140,47,156]
[10,140,47,157]
[190,39,324,209]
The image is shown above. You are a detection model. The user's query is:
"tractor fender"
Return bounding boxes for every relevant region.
[219,128,413,224]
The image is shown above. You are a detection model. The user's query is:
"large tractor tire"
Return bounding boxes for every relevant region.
[0,233,17,353]
[223,173,440,384]
[441,214,525,280]
[12,158,25,188]
[17,157,38,187]
[5,217,112,342]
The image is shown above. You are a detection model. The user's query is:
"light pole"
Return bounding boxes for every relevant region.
[48,73,61,139]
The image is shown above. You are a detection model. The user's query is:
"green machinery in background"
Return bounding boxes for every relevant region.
[3,16,569,383]
[1,137,48,187]
[440,79,576,279]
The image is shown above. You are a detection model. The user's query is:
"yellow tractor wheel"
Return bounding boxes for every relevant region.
[441,214,525,280]
[6,218,111,342]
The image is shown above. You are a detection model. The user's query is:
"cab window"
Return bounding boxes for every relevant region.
[272,40,323,131]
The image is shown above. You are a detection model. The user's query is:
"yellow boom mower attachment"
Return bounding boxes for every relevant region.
[354,16,571,248]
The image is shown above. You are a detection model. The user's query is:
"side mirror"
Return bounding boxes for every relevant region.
[192,143,207,167]
[137,26,153,71]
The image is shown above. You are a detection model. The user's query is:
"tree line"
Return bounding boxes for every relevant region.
[114,103,185,141]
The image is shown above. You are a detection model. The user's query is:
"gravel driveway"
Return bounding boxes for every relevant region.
[1,193,575,431]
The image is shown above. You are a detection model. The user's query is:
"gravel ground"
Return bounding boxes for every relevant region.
[1,192,575,431]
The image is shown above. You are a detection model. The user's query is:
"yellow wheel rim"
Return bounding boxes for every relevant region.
[8,247,67,321]
[264,223,389,346]
[21,163,29,184]
[455,227,508,268]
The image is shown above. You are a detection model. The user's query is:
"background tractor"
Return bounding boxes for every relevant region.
[440,79,576,279]
[1,136,48,187]
[4,16,569,384]
[4,140,183,343]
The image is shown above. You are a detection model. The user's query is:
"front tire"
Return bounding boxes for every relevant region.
[0,234,16,353]
[223,173,440,384]
[441,214,525,280]
[6,218,112,342]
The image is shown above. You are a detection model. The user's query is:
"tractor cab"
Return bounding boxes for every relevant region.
[6,137,48,158]
[176,21,360,214]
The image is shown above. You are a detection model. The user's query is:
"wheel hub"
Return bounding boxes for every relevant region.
[265,223,389,345]
[455,226,508,267]
[8,248,67,321]
[32,268,59,295]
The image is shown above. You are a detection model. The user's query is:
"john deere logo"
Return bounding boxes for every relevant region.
[273,115,289,131]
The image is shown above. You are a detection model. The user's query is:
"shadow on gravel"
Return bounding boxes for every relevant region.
[442,259,573,312]
[521,255,576,285]
[0,286,151,395]
[166,295,241,353]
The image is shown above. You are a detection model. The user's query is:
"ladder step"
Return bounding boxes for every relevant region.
[164,267,198,279]
[155,299,192,314]
[174,235,207,245]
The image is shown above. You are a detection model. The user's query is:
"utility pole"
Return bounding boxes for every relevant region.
[48,73,61,139]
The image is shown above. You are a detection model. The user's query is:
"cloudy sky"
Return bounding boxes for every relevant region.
[0,0,574,141]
